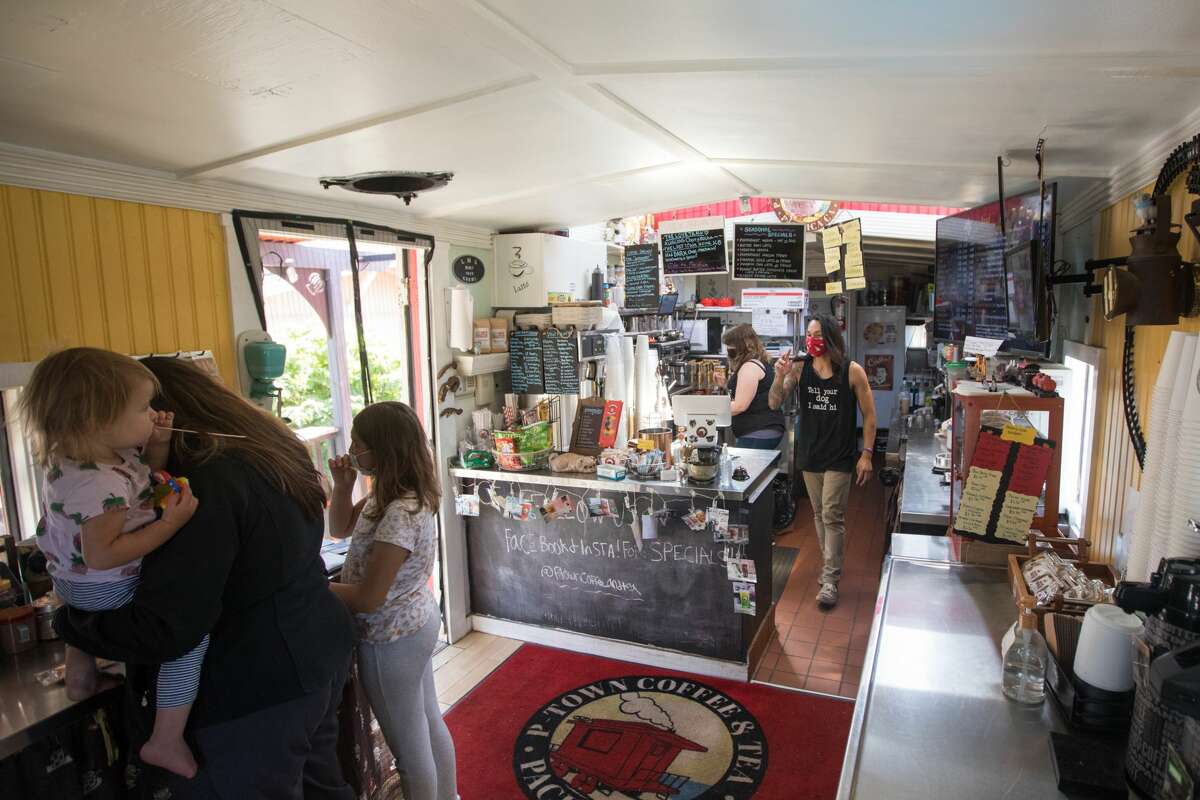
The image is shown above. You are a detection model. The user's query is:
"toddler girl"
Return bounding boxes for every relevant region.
[328,401,458,800]
[22,348,206,778]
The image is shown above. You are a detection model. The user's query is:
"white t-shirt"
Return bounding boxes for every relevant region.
[39,448,157,584]
[341,496,438,643]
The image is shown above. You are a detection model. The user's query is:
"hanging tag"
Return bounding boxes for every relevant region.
[710,507,730,535]
[1000,423,1036,446]
[682,507,708,531]
[455,494,480,517]
[641,514,659,540]
[732,581,757,615]
[1163,744,1195,800]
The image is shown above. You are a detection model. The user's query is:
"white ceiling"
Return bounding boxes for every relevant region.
[2,0,1199,231]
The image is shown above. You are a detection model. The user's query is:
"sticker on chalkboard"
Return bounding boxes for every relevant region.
[733,581,757,615]
[455,493,480,517]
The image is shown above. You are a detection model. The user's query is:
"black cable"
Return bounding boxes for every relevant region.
[1122,327,1146,470]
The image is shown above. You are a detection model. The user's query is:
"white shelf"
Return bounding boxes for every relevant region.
[691,306,752,313]
[454,352,509,376]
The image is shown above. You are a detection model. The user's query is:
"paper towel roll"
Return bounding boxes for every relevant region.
[448,286,474,351]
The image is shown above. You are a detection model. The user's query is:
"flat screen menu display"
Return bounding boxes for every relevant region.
[933,183,1055,350]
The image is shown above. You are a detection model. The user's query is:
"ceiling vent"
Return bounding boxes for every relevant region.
[318,171,454,205]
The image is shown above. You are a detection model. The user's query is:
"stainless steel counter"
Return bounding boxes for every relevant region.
[450,447,780,501]
[899,428,951,529]
[889,531,952,563]
[0,641,123,760]
[838,555,1068,799]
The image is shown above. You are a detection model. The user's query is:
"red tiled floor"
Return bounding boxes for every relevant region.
[775,654,812,676]
[809,659,845,683]
[788,626,821,644]
[756,456,888,701]
[781,638,817,658]
[804,676,842,694]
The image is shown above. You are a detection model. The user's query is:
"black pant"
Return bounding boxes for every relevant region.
[172,659,354,800]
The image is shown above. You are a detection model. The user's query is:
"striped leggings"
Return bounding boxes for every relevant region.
[54,577,209,709]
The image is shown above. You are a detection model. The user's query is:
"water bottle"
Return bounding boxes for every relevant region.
[1001,627,1048,704]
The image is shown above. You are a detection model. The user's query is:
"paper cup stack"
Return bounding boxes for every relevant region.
[1073,604,1143,693]
[1167,336,1200,560]
[1147,334,1198,572]
[1127,332,1191,581]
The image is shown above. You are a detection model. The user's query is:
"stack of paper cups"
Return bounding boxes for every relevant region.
[622,337,636,434]
[634,335,652,433]
[1127,331,1189,581]
[604,333,628,445]
[1167,338,1200,559]
[1148,334,1198,570]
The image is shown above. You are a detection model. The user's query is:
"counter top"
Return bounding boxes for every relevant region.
[838,554,1068,799]
[0,641,122,761]
[450,447,780,501]
[898,428,951,529]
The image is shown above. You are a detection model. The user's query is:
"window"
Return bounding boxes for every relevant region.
[0,364,40,542]
[1060,342,1103,538]
[579,729,621,754]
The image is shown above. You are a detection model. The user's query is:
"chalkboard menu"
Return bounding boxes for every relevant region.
[623,244,659,309]
[508,330,544,394]
[541,329,581,395]
[661,228,727,276]
[732,224,805,281]
[570,398,606,456]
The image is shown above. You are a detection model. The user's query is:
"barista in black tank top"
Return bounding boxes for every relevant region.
[796,357,858,472]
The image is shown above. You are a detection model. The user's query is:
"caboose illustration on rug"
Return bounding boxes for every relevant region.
[549,716,708,797]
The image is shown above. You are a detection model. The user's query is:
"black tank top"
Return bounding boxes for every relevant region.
[797,358,858,472]
[727,359,785,438]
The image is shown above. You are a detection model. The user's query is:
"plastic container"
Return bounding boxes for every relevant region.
[33,596,59,641]
[0,606,37,655]
[1002,627,1048,705]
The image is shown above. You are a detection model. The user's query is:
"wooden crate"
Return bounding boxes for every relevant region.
[1007,535,1116,634]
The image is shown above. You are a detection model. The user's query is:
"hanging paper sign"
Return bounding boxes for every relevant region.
[953,425,1055,543]
[770,199,841,230]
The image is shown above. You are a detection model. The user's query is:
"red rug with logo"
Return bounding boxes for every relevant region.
[444,644,853,799]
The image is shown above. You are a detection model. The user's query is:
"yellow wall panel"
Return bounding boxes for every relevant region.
[0,185,236,385]
[1086,179,1200,565]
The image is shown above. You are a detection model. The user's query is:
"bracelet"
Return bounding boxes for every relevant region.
[862,447,874,454]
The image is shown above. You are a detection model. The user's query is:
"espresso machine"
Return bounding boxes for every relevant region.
[1114,555,1200,797]
[671,394,732,485]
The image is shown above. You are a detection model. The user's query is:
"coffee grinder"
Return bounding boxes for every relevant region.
[670,394,732,486]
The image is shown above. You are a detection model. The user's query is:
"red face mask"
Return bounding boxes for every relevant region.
[806,335,828,357]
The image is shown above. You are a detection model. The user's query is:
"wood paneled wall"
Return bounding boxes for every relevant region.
[0,185,237,385]
[1085,180,1200,566]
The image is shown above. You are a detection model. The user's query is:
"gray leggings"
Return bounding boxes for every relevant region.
[358,614,458,800]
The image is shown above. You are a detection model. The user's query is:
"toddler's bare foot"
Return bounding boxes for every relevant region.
[64,645,98,701]
[140,736,198,779]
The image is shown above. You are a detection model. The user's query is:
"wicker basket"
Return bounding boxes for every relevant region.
[493,447,552,472]
[551,302,605,330]
[1007,535,1116,635]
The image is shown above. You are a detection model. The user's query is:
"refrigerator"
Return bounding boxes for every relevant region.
[853,305,908,430]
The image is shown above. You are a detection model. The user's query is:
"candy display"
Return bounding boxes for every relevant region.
[1022,550,1114,607]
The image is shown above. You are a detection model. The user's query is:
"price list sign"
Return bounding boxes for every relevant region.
[623,244,659,309]
[508,330,545,395]
[661,228,727,276]
[733,225,805,282]
[540,329,580,395]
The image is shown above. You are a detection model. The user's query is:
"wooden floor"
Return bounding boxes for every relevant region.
[752,467,889,698]
[434,466,889,710]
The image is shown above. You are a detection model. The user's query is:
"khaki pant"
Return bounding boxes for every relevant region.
[802,470,853,586]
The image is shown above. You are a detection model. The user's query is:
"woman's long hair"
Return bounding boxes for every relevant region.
[139,357,326,521]
[722,323,770,379]
[352,402,440,519]
[812,315,849,374]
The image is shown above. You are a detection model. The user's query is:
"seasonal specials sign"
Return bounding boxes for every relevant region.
[515,675,767,798]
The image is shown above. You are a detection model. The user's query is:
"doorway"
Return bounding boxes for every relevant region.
[232,212,443,637]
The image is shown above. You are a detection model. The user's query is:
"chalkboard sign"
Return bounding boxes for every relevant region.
[623,244,659,309]
[661,228,727,276]
[452,254,485,284]
[508,330,544,394]
[569,397,606,456]
[733,224,805,281]
[541,329,581,395]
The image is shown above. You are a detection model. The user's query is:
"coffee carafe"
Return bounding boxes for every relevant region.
[1115,557,1200,796]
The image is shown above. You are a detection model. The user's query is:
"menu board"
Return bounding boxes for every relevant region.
[954,425,1055,543]
[661,228,727,276]
[541,329,581,395]
[733,224,805,281]
[508,330,544,395]
[570,397,607,456]
[623,244,659,309]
